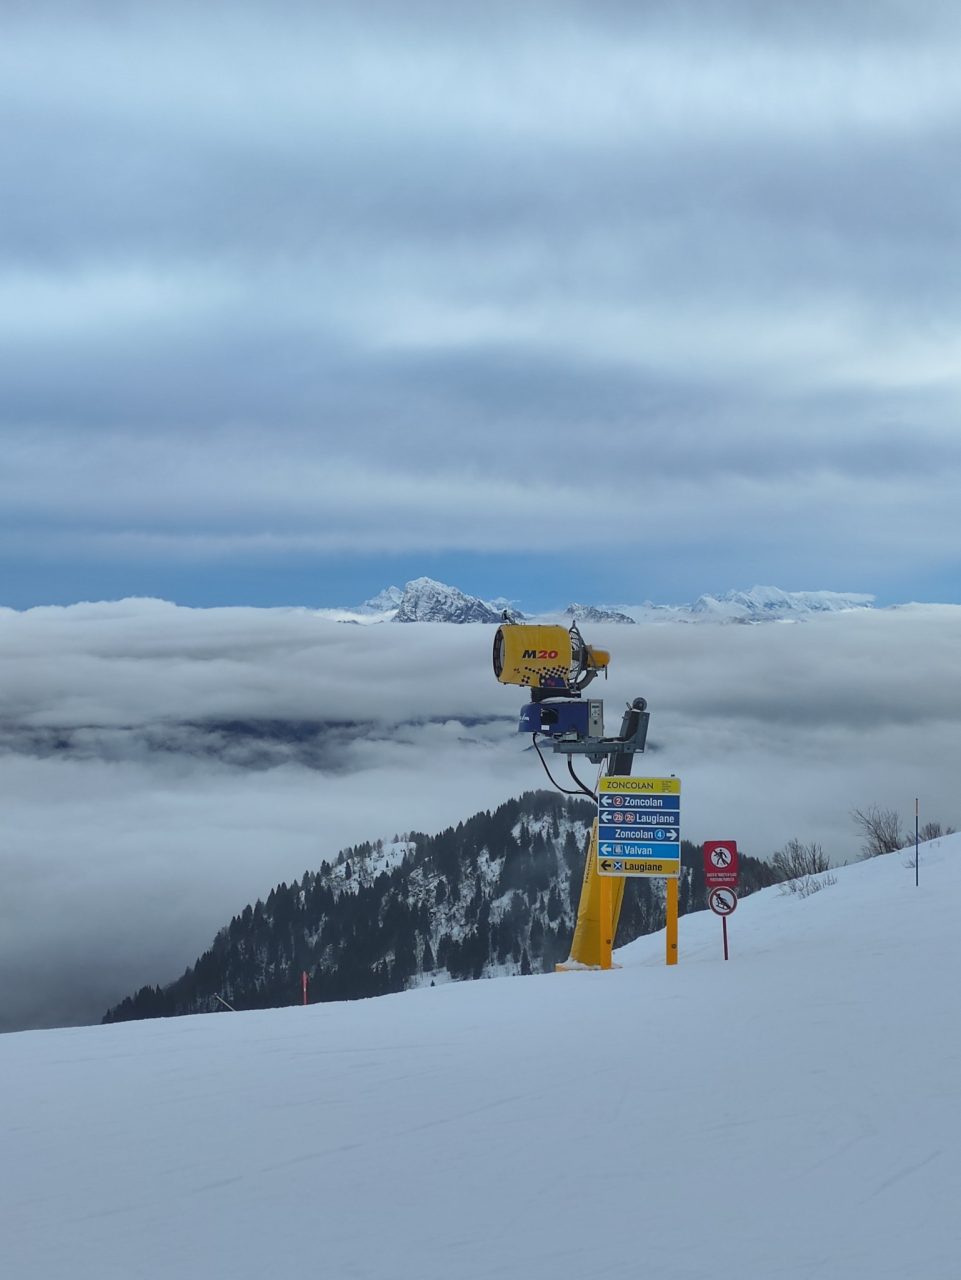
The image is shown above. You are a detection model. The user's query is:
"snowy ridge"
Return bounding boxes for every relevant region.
[330,838,416,885]
[552,585,875,624]
[563,602,637,624]
[688,584,875,621]
[3,836,958,1279]
[325,579,876,625]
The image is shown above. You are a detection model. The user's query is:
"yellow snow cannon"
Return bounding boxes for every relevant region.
[492,622,609,695]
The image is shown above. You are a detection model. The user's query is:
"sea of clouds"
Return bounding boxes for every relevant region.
[2,600,959,1031]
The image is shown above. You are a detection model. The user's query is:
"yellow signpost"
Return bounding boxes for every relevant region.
[561,777,682,970]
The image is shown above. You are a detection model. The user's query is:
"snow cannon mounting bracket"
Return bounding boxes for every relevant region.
[522,696,649,766]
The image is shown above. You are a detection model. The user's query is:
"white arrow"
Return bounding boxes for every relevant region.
[600,844,614,854]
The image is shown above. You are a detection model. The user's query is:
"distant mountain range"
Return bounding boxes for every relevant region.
[321,577,876,626]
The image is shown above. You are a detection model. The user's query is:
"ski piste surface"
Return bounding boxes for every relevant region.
[2,837,958,1279]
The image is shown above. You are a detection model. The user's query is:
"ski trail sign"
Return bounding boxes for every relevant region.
[596,776,681,877]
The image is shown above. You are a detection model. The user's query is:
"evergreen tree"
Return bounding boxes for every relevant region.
[546,883,563,922]
[528,914,545,959]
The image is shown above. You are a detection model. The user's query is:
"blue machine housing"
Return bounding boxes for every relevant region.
[518,699,591,737]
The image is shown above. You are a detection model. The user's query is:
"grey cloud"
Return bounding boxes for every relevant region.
[1,411,959,588]
[6,6,960,268]
[2,3,961,596]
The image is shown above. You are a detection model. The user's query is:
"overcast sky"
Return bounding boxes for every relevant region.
[2,2,961,609]
[3,601,960,1031]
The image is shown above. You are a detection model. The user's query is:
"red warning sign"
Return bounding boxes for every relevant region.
[703,840,738,887]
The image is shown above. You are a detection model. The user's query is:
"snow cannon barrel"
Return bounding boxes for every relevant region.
[492,623,609,695]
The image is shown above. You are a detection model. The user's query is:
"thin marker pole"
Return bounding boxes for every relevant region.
[599,873,613,970]
[915,797,920,888]
[722,915,729,961]
[666,877,678,965]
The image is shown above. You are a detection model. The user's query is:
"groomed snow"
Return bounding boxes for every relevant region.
[2,838,958,1279]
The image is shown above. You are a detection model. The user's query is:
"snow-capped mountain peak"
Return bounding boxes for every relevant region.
[392,578,504,624]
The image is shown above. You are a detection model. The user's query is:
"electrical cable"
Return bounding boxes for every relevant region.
[566,756,598,802]
[531,734,584,797]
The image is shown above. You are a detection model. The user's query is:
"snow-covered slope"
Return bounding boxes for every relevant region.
[3,836,956,1280]
[362,584,405,614]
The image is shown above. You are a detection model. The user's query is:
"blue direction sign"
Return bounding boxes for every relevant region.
[597,776,682,877]
[599,794,680,812]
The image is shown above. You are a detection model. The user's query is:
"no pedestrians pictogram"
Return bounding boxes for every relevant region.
[703,840,738,887]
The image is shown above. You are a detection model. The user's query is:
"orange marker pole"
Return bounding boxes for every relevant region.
[666,877,678,965]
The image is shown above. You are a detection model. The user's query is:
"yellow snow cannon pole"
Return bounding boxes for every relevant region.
[560,819,626,970]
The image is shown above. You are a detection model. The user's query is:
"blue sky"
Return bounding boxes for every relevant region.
[0,549,952,614]
[4,2,961,612]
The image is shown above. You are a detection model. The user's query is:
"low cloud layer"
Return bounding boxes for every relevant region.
[2,601,959,1031]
